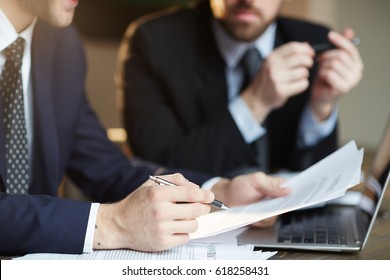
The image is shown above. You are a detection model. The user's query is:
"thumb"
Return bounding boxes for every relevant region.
[267,177,291,198]
[251,172,291,198]
[342,27,355,40]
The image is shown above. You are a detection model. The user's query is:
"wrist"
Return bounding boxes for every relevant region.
[93,203,126,250]
[311,101,335,122]
[241,88,271,124]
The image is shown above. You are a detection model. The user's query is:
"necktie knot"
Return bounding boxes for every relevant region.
[241,47,262,83]
[4,37,25,66]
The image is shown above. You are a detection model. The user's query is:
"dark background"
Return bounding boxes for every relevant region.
[73,0,195,40]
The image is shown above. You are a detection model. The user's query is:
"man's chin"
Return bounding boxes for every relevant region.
[47,13,74,27]
[228,27,263,42]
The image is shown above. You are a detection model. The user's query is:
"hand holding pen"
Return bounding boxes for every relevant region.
[149,175,230,210]
[309,28,363,121]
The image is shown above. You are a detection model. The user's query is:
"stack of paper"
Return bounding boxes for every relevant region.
[190,141,363,239]
[15,240,276,260]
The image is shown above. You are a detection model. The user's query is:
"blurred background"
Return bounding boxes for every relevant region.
[73,0,390,154]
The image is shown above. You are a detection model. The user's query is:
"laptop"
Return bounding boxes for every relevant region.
[237,118,390,252]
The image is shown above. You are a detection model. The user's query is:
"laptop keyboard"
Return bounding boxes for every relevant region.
[277,208,348,245]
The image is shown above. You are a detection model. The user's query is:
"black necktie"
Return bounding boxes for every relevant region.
[240,48,269,172]
[241,47,262,90]
[0,37,30,194]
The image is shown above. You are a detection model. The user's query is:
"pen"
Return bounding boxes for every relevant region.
[312,37,360,54]
[149,175,230,210]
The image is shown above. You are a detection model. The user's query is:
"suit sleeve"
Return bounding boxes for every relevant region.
[64,91,152,202]
[0,192,91,255]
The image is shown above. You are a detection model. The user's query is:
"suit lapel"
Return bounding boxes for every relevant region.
[29,22,60,193]
[193,3,227,119]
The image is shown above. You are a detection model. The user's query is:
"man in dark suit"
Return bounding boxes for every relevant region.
[0,0,290,255]
[118,0,363,176]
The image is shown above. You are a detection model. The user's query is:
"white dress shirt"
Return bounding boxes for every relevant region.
[212,19,337,147]
[0,9,97,253]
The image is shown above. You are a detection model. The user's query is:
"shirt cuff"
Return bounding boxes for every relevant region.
[298,104,338,147]
[201,177,222,191]
[228,97,266,143]
[83,202,100,253]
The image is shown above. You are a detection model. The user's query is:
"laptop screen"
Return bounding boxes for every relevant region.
[359,117,390,249]
[360,117,390,215]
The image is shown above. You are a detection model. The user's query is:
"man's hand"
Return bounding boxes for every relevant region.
[310,28,364,121]
[93,173,214,252]
[241,42,315,123]
[211,172,290,228]
[211,172,290,208]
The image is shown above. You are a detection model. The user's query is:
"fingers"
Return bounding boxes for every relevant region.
[104,176,213,252]
[144,204,205,251]
[148,208,203,251]
[316,65,353,95]
[147,173,215,204]
[250,172,291,198]
[276,42,315,62]
[315,31,363,96]
[245,42,316,119]
[317,51,353,81]
[327,30,359,57]
[222,172,291,207]
[168,219,199,233]
[311,28,363,104]
[142,177,214,220]
[159,201,212,220]
[270,42,314,78]
[150,219,199,238]
[162,184,214,204]
[278,77,309,97]
[148,234,190,252]
[326,30,363,69]
[250,216,278,228]
[342,27,355,40]
[249,42,314,112]
[156,173,199,188]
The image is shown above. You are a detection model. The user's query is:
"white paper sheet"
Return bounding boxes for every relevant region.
[190,141,363,239]
[15,242,276,260]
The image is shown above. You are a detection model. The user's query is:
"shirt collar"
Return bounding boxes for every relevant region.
[0,9,37,53]
[212,18,277,69]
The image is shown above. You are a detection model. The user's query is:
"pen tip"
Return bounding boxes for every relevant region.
[221,205,230,210]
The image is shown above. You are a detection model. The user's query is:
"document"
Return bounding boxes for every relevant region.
[190,141,363,239]
[15,241,276,260]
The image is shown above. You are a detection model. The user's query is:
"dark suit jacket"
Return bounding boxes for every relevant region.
[0,21,209,255]
[119,2,338,176]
